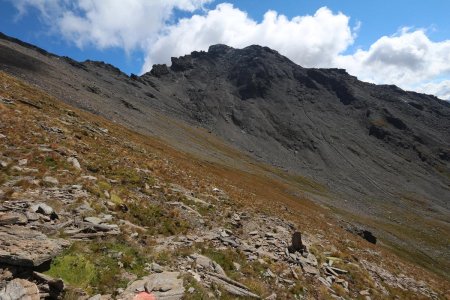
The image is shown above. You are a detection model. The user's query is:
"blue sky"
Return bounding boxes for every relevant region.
[1,0,450,99]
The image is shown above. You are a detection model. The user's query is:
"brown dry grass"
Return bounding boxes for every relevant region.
[1,71,449,297]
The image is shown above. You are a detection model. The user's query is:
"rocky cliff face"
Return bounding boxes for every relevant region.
[143,44,450,215]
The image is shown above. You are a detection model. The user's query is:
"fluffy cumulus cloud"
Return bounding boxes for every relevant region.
[417,80,450,100]
[143,4,355,71]
[58,0,212,50]
[336,29,450,98]
[9,0,450,100]
[11,0,212,50]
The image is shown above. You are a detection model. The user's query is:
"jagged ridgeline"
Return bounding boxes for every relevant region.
[0,32,449,299]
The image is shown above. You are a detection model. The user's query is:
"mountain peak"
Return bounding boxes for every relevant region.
[207,44,234,55]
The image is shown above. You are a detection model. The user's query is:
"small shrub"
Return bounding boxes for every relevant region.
[97,180,111,191]
[44,156,58,169]
[182,274,211,300]
[110,192,123,205]
[111,167,141,185]
[121,201,190,236]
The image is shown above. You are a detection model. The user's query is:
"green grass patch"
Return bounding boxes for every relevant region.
[200,248,242,274]
[46,254,96,289]
[120,200,190,236]
[97,180,111,191]
[0,171,8,185]
[44,156,58,169]
[182,274,212,300]
[110,167,141,185]
[45,239,149,294]
[110,192,124,205]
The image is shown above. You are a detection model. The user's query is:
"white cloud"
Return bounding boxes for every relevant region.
[8,1,450,100]
[417,80,450,100]
[10,0,212,50]
[336,29,450,94]
[59,0,212,50]
[143,4,354,72]
[12,0,63,21]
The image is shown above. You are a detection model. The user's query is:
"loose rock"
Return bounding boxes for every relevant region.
[119,272,184,300]
[290,231,305,252]
[0,212,28,225]
[67,157,81,170]
[30,203,54,216]
[0,226,69,267]
[0,279,40,300]
[43,176,59,185]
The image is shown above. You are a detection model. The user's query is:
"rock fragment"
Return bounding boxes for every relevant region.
[67,157,81,170]
[0,212,28,225]
[119,272,184,300]
[43,176,59,185]
[206,272,260,298]
[0,278,40,300]
[30,203,54,216]
[0,226,69,267]
[290,231,305,252]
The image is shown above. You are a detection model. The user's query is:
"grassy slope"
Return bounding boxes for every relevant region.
[0,71,448,298]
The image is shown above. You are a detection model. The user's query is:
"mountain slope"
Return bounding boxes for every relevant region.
[0,33,449,278]
[144,44,450,207]
[1,69,449,300]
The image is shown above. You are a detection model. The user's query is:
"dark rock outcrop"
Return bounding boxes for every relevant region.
[341,222,377,244]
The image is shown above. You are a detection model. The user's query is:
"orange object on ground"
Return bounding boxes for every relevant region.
[133,292,157,300]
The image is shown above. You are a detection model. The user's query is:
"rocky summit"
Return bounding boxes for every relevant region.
[0,32,449,299]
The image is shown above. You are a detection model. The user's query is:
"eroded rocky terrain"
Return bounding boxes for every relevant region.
[0,70,448,298]
[0,33,449,279]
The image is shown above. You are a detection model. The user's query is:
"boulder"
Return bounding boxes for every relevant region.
[0,212,28,225]
[30,203,58,220]
[302,264,319,276]
[119,272,184,300]
[0,226,70,267]
[18,159,28,166]
[150,262,163,273]
[0,279,40,300]
[341,222,377,244]
[132,292,156,300]
[43,177,59,185]
[0,161,8,168]
[84,217,103,225]
[191,253,226,276]
[30,203,53,216]
[33,271,64,291]
[206,272,260,298]
[67,157,81,170]
[291,231,305,252]
[33,272,65,298]
[25,211,39,222]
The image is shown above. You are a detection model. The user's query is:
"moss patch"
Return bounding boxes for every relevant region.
[45,239,149,294]
[46,254,96,289]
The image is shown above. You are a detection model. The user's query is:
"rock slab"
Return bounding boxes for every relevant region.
[0,279,40,300]
[0,226,70,267]
[119,272,184,300]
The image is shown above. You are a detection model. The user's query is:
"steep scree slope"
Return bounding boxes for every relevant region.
[143,44,450,211]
